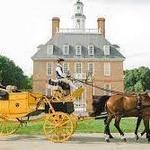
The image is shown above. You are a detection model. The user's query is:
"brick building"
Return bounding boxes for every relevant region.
[32,0,125,113]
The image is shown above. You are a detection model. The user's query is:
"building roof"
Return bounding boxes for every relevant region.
[32,32,125,61]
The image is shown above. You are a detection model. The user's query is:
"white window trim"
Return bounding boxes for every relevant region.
[88,63,95,75]
[47,45,53,55]
[76,45,82,56]
[103,45,110,55]
[75,62,82,74]
[47,62,53,76]
[104,83,112,95]
[104,62,111,76]
[63,44,69,55]
[63,62,69,74]
[88,45,94,56]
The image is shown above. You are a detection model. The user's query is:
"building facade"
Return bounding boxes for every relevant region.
[32,0,125,114]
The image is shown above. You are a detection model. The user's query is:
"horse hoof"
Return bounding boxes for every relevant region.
[105,139,110,143]
[135,135,139,141]
[123,138,127,142]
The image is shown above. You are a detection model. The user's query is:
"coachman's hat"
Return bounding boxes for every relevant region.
[57,58,64,62]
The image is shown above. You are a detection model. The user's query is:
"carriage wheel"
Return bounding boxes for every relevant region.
[43,112,74,143]
[0,116,20,136]
[70,114,78,132]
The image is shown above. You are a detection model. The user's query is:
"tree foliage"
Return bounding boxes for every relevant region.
[0,55,32,89]
[124,66,150,93]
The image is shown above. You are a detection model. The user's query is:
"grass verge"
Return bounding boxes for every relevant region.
[15,117,145,135]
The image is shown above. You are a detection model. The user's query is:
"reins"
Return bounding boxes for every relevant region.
[72,78,123,94]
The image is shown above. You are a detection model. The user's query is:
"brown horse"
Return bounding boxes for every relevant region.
[90,92,150,142]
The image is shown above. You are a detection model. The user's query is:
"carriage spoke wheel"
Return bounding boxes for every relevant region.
[43,112,74,143]
[70,114,78,132]
[0,116,20,136]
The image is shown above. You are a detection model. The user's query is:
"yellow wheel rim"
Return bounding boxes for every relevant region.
[70,114,78,132]
[43,112,74,143]
[0,116,20,136]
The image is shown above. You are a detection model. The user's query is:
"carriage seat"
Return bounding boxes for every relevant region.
[49,79,71,96]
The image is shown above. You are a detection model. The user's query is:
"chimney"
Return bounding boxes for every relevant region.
[97,17,105,37]
[52,17,60,37]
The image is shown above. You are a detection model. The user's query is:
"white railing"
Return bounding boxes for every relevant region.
[59,28,101,34]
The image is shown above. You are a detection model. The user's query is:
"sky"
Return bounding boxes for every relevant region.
[0,0,150,76]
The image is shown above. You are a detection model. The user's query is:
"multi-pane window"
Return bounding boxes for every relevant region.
[76,45,82,55]
[63,63,69,74]
[104,62,111,76]
[88,63,94,75]
[47,63,52,76]
[63,45,69,55]
[88,45,94,56]
[104,83,111,95]
[103,45,110,55]
[76,63,82,73]
[47,45,53,55]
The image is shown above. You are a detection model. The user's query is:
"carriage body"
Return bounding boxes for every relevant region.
[0,92,41,119]
[0,86,84,142]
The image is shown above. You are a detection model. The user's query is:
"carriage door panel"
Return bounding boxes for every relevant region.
[9,93,29,114]
[9,99,28,114]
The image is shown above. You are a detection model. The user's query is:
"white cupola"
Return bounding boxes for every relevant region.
[72,0,86,30]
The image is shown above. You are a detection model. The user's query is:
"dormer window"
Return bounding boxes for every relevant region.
[76,45,82,56]
[47,44,53,55]
[103,45,110,55]
[63,44,69,55]
[88,45,94,56]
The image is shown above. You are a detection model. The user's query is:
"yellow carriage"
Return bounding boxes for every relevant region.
[0,86,84,143]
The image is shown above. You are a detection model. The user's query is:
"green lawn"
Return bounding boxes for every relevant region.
[15,117,145,135]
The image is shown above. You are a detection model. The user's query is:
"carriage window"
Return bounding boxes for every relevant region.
[0,91,9,100]
[104,62,111,76]
[63,63,69,74]
[47,63,52,76]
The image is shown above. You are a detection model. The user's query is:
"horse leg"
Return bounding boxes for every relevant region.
[104,115,113,142]
[104,117,114,139]
[143,117,150,142]
[141,129,146,136]
[114,115,126,142]
[135,116,142,140]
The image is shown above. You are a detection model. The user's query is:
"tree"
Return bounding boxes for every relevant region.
[124,66,150,93]
[0,55,32,89]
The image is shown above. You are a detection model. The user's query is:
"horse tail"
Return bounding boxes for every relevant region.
[100,95,110,112]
